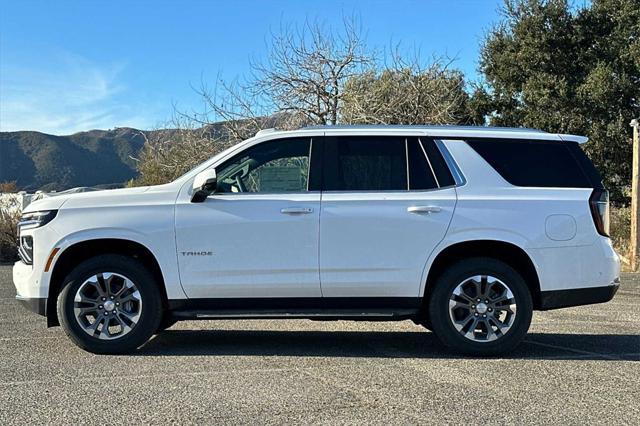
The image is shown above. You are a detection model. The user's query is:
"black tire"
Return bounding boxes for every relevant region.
[158,317,177,332]
[57,254,163,354]
[428,257,533,356]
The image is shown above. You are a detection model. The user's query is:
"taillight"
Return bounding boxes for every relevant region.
[589,189,609,237]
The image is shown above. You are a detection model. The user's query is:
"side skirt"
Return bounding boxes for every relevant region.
[168,297,422,321]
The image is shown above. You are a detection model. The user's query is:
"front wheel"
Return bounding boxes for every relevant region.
[57,254,163,354]
[428,257,533,356]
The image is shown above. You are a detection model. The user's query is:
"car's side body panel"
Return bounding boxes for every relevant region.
[15,184,186,300]
[319,188,456,297]
[175,192,322,298]
[419,139,620,295]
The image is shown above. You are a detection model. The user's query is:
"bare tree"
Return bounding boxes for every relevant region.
[189,18,372,134]
[190,77,277,142]
[251,19,372,125]
[130,115,231,186]
[134,18,477,186]
[341,53,474,125]
[134,18,374,186]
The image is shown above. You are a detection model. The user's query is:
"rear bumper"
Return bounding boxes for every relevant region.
[16,296,47,316]
[539,279,619,310]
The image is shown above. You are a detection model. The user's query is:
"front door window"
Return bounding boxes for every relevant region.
[216,138,311,193]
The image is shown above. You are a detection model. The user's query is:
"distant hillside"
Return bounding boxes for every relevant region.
[0,115,292,192]
[0,128,147,191]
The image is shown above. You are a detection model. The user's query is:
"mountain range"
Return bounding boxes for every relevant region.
[0,115,290,192]
[0,128,148,192]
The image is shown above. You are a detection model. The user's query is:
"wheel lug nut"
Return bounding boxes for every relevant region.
[476,299,481,302]
[99,305,103,309]
[471,305,475,309]
[102,297,106,301]
[483,314,487,318]
[110,296,114,299]
[474,313,479,317]
[116,302,119,306]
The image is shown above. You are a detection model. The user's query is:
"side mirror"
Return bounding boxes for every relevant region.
[191,169,217,203]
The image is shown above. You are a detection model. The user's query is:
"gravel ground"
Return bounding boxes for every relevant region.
[0,264,638,425]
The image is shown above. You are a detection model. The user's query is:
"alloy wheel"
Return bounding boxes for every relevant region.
[73,272,143,340]
[448,275,517,342]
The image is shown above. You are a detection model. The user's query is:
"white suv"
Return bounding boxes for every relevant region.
[13,125,620,355]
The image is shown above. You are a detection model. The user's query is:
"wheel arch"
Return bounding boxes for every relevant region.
[46,238,168,327]
[423,240,542,310]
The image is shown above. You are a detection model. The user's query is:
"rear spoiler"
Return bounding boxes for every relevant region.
[559,134,589,144]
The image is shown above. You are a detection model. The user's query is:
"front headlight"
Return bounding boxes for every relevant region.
[18,210,58,230]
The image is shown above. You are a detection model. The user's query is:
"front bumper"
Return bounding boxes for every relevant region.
[539,279,620,310]
[14,259,51,320]
[13,259,47,298]
[16,296,47,316]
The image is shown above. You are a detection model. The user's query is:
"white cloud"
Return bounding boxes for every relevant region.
[0,51,159,134]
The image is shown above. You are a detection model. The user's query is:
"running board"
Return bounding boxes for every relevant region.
[168,297,423,322]
[172,309,418,321]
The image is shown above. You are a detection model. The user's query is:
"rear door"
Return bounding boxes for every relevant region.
[319,136,457,298]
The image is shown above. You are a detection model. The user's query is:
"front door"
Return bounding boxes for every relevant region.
[175,137,321,298]
[319,136,457,298]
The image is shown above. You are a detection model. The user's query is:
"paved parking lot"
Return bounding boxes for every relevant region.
[0,264,638,424]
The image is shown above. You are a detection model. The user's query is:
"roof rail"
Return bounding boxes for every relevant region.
[255,128,278,137]
[302,124,547,133]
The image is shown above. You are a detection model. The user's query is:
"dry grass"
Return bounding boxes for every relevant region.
[0,211,19,262]
[610,205,631,270]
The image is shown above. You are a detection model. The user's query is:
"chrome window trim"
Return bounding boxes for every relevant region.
[306,138,313,191]
[417,138,440,188]
[318,187,455,195]
[435,139,467,186]
[405,138,410,190]
[210,191,321,197]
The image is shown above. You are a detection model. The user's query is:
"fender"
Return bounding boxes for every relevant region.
[418,230,541,297]
[43,227,186,300]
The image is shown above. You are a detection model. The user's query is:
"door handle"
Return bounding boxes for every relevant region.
[280,207,314,215]
[408,206,441,214]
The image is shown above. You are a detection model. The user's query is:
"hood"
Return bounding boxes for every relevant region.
[23,186,153,214]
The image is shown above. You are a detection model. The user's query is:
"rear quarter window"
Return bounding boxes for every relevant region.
[465,138,601,188]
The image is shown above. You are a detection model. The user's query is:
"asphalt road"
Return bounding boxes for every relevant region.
[0,265,638,425]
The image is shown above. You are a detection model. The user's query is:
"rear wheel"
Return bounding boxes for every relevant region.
[57,254,163,354]
[428,257,533,356]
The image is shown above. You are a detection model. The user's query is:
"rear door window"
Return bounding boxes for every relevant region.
[407,139,438,190]
[465,138,596,188]
[417,138,455,188]
[322,136,407,191]
[322,136,458,191]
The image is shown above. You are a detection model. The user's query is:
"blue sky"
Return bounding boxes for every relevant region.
[0,0,502,135]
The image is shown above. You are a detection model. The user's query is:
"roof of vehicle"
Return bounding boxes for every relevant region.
[255,125,588,144]
[304,124,548,132]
